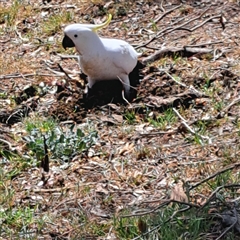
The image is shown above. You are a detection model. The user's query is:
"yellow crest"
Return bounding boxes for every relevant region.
[92,14,112,32]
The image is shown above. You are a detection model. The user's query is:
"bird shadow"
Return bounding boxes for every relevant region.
[82,61,144,108]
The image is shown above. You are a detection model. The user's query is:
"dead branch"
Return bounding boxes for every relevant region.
[120,199,199,218]
[183,46,213,53]
[142,46,213,65]
[190,14,221,32]
[139,130,177,137]
[132,222,161,240]
[149,4,182,26]
[189,163,240,191]
[137,9,221,49]
[164,70,187,87]
[0,138,15,151]
[0,38,10,43]
[217,96,240,118]
[0,73,62,80]
[142,46,181,64]
[173,108,211,145]
[58,63,72,81]
[198,184,240,211]
[159,0,164,12]
[131,200,199,240]
[184,40,223,48]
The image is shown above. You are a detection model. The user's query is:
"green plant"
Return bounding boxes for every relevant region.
[42,11,73,35]
[213,101,224,112]
[0,92,8,99]
[150,19,158,31]
[0,0,21,27]
[114,214,139,239]
[23,117,98,163]
[204,76,211,89]
[115,204,212,240]
[0,206,35,237]
[148,108,177,129]
[124,110,136,124]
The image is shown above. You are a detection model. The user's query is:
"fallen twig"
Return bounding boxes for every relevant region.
[184,40,223,48]
[0,138,15,151]
[137,6,220,49]
[142,46,214,65]
[190,14,221,32]
[164,70,187,87]
[148,4,182,27]
[198,184,240,211]
[121,199,199,218]
[173,108,211,145]
[217,96,240,118]
[130,200,198,240]
[0,73,62,80]
[189,163,240,191]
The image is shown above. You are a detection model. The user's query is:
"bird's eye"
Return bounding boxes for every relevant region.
[74,34,78,38]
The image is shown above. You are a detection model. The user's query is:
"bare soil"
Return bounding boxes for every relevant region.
[0,0,240,239]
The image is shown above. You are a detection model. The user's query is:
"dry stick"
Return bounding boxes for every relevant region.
[183,46,214,54]
[6,108,26,124]
[14,29,28,42]
[152,4,182,25]
[121,199,199,218]
[137,5,199,49]
[230,196,240,203]
[132,223,161,240]
[218,96,240,118]
[137,8,220,49]
[0,73,61,80]
[164,70,187,87]
[173,108,211,145]
[184,40,223,48]
[212,48,225,61]
[57,63,73,87]
[159,0,165,12]
[0,138,15,151]
[121,90,131,105]
[58,63,72,80]
[142,45,214,65]
[189,163,240,191]
[0,38,10,43]
[142,11,202,49]
[142,46,180,64]
[198,184,240,212]
[53,198,79,210]
[132,204,194,240]
[139,129,177,137]
[121,201,169,218]
[32,186,75,193]
[190,14,221,32]
[143,199,200,208]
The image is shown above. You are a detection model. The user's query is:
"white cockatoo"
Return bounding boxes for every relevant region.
[62,14,140,98]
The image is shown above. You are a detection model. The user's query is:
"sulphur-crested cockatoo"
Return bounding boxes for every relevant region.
[62,14,140,98]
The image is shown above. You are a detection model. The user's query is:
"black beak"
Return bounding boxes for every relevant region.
[62,35,75,49]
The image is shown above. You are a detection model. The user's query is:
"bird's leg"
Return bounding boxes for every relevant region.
[84,77,96,97]
[118,75,131,99]
[88,77,96,89]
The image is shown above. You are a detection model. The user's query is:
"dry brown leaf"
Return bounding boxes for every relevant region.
[118,142,135,156]
[170,182,188,203]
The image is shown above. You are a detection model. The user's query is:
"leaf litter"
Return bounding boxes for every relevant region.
[0,0,240,239]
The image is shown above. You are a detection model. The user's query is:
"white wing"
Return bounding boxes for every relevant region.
[101,38,139,74]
